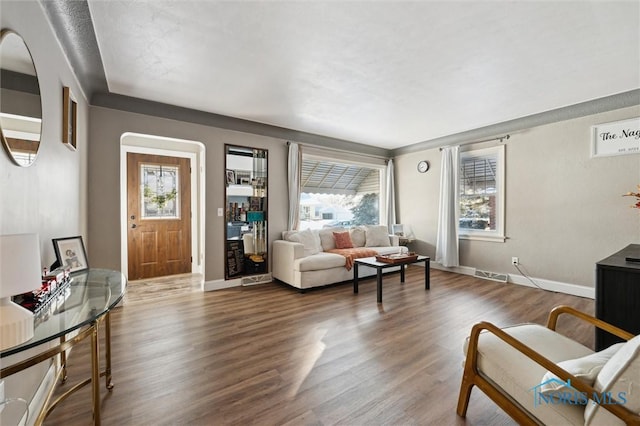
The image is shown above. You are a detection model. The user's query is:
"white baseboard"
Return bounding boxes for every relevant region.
[429,262,476,276]
[204,273,273,291]
[508,273,595,299]
[204,278,242,291]
[429,261,594,299]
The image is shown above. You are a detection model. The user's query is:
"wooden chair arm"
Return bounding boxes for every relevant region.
[466,321,640,424]
[546,305,634,341]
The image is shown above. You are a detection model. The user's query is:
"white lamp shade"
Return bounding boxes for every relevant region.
[0,233,41,297]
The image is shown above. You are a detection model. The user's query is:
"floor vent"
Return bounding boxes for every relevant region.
[474,270,508,283]
[241,273,272,286]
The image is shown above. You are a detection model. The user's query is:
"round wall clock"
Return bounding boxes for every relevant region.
[417,160,430,173]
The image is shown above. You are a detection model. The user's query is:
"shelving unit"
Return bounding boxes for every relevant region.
[225,146,268,279]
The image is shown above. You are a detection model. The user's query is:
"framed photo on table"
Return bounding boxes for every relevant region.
[52,236,88,273]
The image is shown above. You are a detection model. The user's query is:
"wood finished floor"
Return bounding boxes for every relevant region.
[45,267,594,425]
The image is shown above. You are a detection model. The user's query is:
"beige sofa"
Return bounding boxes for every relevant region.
[457,305,640,425]
[272,225,408,290]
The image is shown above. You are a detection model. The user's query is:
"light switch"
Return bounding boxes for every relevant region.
[217,208,223,217]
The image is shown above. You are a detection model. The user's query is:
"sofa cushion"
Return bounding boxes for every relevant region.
[540,342,624,401]
[295,252,346,272]
[584,334,640,425]
[350,226,366,247]
[333,231,354,249]
[285,229,321,257]
[364,225,390,247]
[319,227,345,251]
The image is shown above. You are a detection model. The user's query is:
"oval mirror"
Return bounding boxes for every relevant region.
[0,29,42,167]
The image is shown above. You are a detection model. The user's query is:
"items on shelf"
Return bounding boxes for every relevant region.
[253,221,267,253]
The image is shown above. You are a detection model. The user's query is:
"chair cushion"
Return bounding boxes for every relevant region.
[295,252,346,272]
[285,229,321,257]
[364,225,390,247]
[584,334,640,425]
[333,231,354,249]
[540,342,624,398]
[465,323,593,426]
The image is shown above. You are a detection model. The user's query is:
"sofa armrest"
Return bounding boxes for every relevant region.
[272,240,305,285]
[389,234,400,246]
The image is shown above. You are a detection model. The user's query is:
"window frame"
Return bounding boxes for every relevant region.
[458,145,506,242]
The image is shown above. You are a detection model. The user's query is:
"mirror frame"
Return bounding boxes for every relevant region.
[224,144,268,280]
[0,28,43,167]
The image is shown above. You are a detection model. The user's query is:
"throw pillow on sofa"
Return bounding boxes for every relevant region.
[286,229,321,257]
[349,226,366,247]
[318,227,346,251]
[364,225,390,247]
[333,231,354,249]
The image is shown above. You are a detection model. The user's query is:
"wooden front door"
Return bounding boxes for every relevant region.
[127,153,191,280]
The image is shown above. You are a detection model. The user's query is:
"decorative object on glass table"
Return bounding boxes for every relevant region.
[52,236,89,274]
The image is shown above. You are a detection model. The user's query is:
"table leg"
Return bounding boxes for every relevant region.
[425,258,430,290]
[400,264,405,283]
[59,335,68,383]
[353,262,359,293]
[377,268,383,303]
[105,312,114,390]
[91,322,101,425]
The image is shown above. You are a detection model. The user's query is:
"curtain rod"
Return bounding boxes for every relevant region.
[439,134,510,151]
[287,141,389,161]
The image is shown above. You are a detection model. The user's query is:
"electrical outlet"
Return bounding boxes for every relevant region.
[217,208,223,217]
[512,257,519,266]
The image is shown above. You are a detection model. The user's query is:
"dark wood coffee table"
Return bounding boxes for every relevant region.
[353,255,430,303]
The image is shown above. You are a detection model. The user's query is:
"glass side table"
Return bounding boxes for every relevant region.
[1,269,126,426]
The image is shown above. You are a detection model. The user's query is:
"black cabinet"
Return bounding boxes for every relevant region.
[595,244,640,350]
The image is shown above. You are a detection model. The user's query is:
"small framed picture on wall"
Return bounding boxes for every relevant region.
[62,86,77,151]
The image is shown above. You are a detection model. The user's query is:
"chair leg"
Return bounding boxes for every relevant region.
[456,369,475,417]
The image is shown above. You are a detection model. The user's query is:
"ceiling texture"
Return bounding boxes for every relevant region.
[41,1,640,155]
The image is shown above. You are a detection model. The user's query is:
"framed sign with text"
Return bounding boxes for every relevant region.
[591,117,640,158]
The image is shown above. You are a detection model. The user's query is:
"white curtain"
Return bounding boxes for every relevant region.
[385,159,396,231]
[287,142,301,231]
[436,146,460,267]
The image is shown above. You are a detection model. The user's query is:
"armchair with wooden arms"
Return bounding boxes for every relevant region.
[457,305,640,425]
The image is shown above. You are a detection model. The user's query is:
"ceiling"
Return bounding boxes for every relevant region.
[67,1,640,150]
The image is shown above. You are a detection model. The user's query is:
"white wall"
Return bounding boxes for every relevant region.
[395,105,640,290]
[1,1,89,423]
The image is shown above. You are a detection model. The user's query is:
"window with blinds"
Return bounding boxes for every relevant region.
[459,145,506,241]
